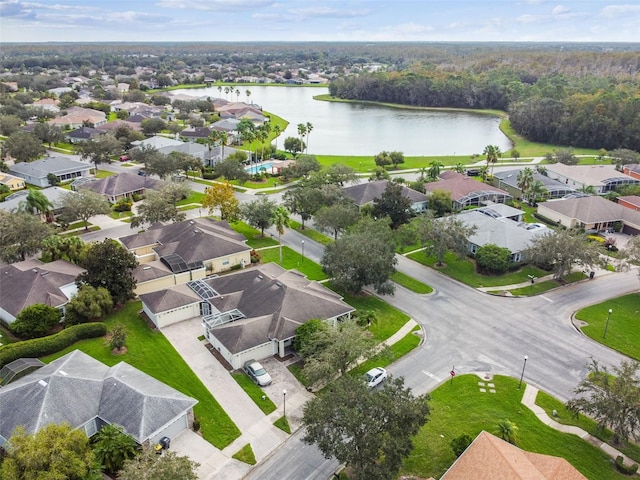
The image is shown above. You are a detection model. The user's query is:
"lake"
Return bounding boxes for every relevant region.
[171,86,512,157]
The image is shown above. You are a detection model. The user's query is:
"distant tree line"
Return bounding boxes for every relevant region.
[329,70,640,151]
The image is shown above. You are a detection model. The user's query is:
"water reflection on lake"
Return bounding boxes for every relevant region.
[171,86,512,156]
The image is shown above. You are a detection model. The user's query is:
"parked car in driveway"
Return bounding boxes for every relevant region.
[365,367,387,388]
[244,360,272,386]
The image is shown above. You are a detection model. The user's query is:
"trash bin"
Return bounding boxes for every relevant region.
[159,436,171,450]
[589,271,595,279]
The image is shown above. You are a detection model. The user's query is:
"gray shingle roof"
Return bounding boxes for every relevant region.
[343,180,427,207]
[0,187,76,213]
[0,260,85,318]
[10,157,90,180]
[539,195,640,226]
[139,284,200,312]
[82,172,163,197]
[0,350,197,445]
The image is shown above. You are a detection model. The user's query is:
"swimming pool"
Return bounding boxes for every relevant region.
[245,162,274,174]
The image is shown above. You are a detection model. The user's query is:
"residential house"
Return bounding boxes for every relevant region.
[10,156,92,187]
[0,350,197,447]
[454,205,547,262]
[545,164,639,194]
[434,431,586,480]
[538,196,640,235]
[79,172,163,203]
[139,263,354,368]
[119,218,252,293]
[132,135,184,150]
[157,141,211,165]
[493,169,579,200]
[618,195,640,212]
[95,119,142,133]
[623,164,640,181]
[211,118,240,134]
[46,86,73,97]
[65,126,103,144]
[425,171,512,210]
[32,98,60,113]
[0,187,76,217]
[48,106,107,129]
[0,259,85,324]
[0,173,26,191]
[343,180,428,213]
[181,126,215,142]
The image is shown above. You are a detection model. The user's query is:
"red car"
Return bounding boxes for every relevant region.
[119,155,130,162]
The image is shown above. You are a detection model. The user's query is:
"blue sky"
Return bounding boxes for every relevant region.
[1,0,638,43]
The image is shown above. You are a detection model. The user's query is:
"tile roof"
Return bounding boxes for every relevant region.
[440,431,587,480]
[131,135,184,149]
[343,180,427,207]
[0,260,85,318]
[546,163,637,186]
[0,350,197,445]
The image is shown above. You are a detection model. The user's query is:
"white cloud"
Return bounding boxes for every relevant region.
[155,0,273,10]
[601,4,640,17]
[552,4,570,15]
[517,14,545,23]
[287,6,371,19]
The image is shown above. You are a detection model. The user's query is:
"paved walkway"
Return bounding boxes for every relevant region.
[521,384,635,467]
[163,314,420,480]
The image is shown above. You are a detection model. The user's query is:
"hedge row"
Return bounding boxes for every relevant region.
[0,322,107,369]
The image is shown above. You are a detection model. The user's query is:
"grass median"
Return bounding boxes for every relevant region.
[232,372,277,415]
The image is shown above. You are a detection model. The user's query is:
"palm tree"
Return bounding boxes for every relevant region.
[207,130,220,167]
[92,424,138,474]
[219,131,229,161]
[271,206,290,266]
[217,85,222,97]
[535,164,548,175]
[257,124,270,161]
[64,236,84,264]
[454,162,465,174]
[578,185,597,195]
[20,189,53,220]
[41,235,65,261]
[305,122,313,153]
[245,89,251,104]
[224,86,231,100]
[235,89,240,102]
[526,180,548,205]
[418,167,428,182]
[516,167,534,197]
[483,145,502,178]
[273,124,282,152]
[428,161,444,181]
[297,123,307,146]
[495,419,518,445]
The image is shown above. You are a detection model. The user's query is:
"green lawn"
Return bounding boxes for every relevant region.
[575,293,640,361]
[391,271,433,294]
[94,170,115,179]
[535,390,640,463]
[401,374,629,480]
[41,302,240,449]
[232,443,257,465]
[349,327,422,378]
[231,372,277,414]
[289,219,333,246]
[407,250,549,288]
[177,191,205,206]
[230,221,279,249]
[506,271,586,296]
[335,288,411,342]
[109,211,133,220]
[274,416,291,434]
[0,325,18,345]
[258,247,328,281]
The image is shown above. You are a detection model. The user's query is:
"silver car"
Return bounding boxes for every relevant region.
[365,367,387,388]
[244,360,272,387]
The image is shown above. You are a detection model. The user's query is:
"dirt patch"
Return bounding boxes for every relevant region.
[111,347,128,355]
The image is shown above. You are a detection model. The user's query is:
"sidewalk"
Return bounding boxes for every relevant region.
[163,317,419,480]
[521,384,635,467]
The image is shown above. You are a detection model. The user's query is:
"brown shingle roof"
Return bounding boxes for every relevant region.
[0,260,85,318]
[138,284,199,313]
[425,171,510,201]
[441,431,587,480]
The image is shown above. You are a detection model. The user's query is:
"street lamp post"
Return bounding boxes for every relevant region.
[518,355,528,389]
[301,240,305,263]
[603,308,613,338]
[283,389,287,418]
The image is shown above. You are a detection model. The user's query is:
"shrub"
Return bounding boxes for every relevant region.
[113,198,132,212]
[615,456,639,475]
[9,304,62,339]
[0,322,107,368]
[202,171,216,180]
[450,433,473,457]
[475,244,511,275]
[250,249,261,263]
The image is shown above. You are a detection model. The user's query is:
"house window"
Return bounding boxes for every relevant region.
[222,259,230,266]
[200,302,211,316]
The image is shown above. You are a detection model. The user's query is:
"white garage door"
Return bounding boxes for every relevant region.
[151,414,188,445]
